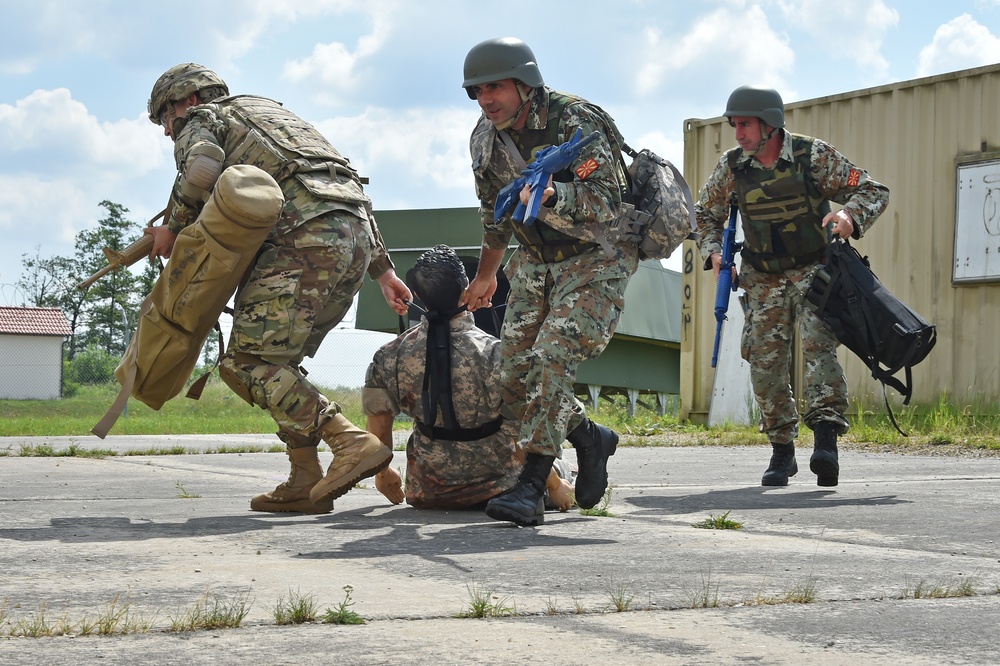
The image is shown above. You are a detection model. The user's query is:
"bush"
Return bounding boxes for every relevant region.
[66,346,120,385]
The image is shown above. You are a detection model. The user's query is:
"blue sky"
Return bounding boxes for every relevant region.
[2,0,999,386]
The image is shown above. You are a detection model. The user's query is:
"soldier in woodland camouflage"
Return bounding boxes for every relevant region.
[146,64,411,514]
[461,38,639,526]
[361,245,574,511]
[695,85,889,488]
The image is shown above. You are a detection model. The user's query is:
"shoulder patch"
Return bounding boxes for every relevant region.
[575,157,599,180]
[847,169,861,187]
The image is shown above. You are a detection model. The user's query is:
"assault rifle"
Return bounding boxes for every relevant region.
[711,201,742,368]
[76,208,168,292]
[494,128,600,225]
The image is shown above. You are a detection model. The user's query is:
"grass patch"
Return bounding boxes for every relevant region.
[692,511,743,530]
[0,381,366,438]
[1,593,156,637]
[320,586,365,625]
[686,569,722,608]
[902,576,977,599]
[175,481,201,499]
[604,575,636,612]
[167,588,253,632]
[746,578,818,605]
[579,485,614,517]
[456,582,516,619]
[274,588,319,625]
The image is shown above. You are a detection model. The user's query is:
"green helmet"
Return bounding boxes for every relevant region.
[724,85,785,129]
[148,63,229,125]
[462,37,543,99]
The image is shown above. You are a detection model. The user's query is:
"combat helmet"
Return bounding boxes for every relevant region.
[463,37,543,99]
[724,85,785,129]
[148,63,229,125]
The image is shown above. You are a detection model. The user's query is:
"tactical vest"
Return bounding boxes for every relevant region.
[729,133,831,273]
[209,95,369,209]
[503,92,607,263]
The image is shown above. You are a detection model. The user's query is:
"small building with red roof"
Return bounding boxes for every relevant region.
[0,306,73,400]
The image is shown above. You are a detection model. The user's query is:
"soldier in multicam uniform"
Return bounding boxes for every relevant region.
[460,38,639,526]
[146,64,412,514]
[361,244,575,512]
[696,85,889,488]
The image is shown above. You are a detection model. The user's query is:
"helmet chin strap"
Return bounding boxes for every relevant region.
[745,120,779,156]
[492,85,533,131]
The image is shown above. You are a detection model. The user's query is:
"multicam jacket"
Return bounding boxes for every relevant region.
[362,312,521,509]
[166,95,393,278]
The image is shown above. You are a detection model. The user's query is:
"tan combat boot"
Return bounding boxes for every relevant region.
[251,446,333,514]
[309,413,392,504]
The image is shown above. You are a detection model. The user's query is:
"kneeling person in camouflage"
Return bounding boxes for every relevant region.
[362,245,575,513]
[146,64,411,513]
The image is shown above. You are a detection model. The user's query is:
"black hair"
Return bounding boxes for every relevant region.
[411,244,469,313]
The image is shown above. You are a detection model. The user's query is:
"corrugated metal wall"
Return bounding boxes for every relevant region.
[681,64,1000,423]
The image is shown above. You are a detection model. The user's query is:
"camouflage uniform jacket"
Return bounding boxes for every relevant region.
[166,95,393,278]
[695,130,889,268]
[362,312,520,509]
[470,86,629,256]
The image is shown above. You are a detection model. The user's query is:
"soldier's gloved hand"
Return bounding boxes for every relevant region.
[375,467,404,505]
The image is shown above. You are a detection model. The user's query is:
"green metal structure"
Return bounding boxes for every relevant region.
[357,207,681,414]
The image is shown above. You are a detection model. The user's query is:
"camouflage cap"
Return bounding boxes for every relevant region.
[148,63,229,125]
[462,37,543,99]
[724,85,785,129]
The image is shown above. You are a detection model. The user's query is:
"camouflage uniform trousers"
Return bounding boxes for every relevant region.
[500,244,638,457]
[220,209,374,448]
[739,261,850,446]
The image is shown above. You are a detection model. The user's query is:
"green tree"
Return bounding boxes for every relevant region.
[18,200,157,359]
[74,201,151,357]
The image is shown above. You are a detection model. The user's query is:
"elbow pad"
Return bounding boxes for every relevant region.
[185,142,226,190]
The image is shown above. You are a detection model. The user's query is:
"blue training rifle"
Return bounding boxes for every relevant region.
[711,201,742,368]
[494,128,600,226]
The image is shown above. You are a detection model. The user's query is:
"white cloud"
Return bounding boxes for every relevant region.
[0,89,166,173]
[775,0,899,79]
[635,5,795,98]
[917,13,1000,77]
[316,106,481,195]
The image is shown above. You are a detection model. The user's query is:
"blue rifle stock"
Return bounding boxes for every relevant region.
[494,128,600,225]
[711,202,742,368]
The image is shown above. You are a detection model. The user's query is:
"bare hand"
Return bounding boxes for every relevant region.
[548,478,575,512]
[145,225,177,260]
[377,270,412,316]
[823,210,855,239]
[519,175,555,207]
[461,275,497,313]
[375,466,404,505]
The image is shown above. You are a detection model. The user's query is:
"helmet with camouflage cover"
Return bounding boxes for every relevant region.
[463,37,543,99]
[148,63,229,125]
[724,85,785,129]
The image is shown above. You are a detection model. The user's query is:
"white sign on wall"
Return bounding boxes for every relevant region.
[954,157,1000,283]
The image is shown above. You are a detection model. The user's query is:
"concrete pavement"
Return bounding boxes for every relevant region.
[0,434,998,665]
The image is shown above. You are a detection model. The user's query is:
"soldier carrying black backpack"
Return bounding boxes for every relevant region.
[695,85,891,489]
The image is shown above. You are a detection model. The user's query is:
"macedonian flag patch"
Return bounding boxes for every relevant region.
[575,158,599,180]
[847,169,861,187]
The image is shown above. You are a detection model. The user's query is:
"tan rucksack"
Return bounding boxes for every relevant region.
[92,164,284,438]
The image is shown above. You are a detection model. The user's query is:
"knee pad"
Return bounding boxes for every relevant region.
[218,354,255,406]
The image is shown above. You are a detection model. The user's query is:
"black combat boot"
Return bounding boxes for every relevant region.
[567,419,619,509]
[810,423,840,487]
[485,454,555,526]
[760,443,797,486]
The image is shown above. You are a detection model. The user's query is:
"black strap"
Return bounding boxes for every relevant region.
[413,416,504,442]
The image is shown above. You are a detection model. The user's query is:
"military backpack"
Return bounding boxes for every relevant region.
[806,239,936,434]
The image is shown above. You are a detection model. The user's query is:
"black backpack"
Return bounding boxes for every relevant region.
[806,239,936,434]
